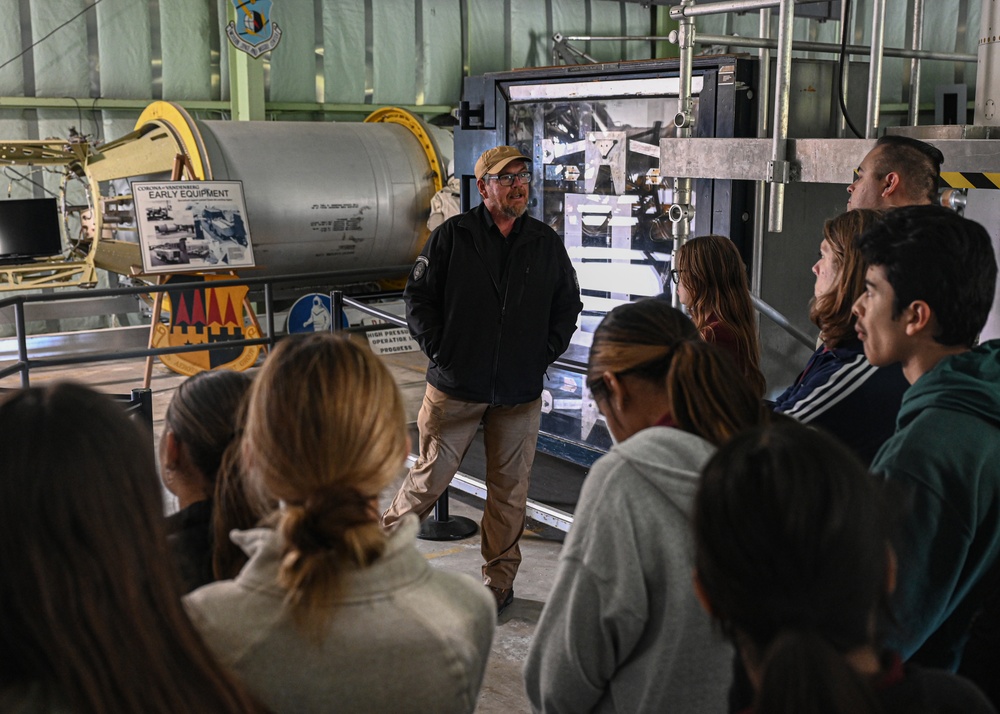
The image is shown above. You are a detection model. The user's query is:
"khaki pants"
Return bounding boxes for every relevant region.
[381,383,541,589]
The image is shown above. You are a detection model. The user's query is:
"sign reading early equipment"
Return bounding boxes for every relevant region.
[132,181,256,275]
[226,0,282,58]
[367,327,420,356]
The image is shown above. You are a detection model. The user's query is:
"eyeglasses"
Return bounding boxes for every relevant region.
[486,171,532,187]
[669,269,685,285]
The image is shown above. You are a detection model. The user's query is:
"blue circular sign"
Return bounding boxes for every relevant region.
[287,293,347,333]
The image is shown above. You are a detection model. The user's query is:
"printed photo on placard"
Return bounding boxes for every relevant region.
[132,181,256,274]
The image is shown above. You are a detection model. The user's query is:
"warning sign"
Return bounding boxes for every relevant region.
[367,327,420,356]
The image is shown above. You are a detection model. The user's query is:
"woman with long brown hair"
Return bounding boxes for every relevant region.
[160,369,256,591]
[524,298,765,713]
[673,234,766,398]
[185,333,495,714]
[0,383,264,714]
[773,209,909,464]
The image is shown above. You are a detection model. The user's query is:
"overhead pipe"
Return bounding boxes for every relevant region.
[866,0,888,137]
[689,34,973,63]
[669,0,817,17]
[767,0,795,232]
[559,35,975,64]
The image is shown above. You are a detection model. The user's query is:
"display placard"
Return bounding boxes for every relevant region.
[132,181,255,274]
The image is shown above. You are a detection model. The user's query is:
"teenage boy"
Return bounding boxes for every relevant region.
[853,205,1000,679]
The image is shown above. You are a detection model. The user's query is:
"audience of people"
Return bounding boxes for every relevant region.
[693,420,995,714]
[183,333,496,714]
[671,234,767,399]
[773,209,910,464]
[8,151,1000,713]
[0,383,265,714]
[524,298,765,713]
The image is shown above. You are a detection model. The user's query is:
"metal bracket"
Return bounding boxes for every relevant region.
[767,159,791,184]
[458,100,485,131]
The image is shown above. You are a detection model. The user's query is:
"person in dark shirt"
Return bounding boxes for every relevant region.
[381,145,582,615]
[672,234,766,399]
[160,369,252,591]
[693,420,995,714]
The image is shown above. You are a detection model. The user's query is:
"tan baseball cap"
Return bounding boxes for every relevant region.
[474,146,531,181]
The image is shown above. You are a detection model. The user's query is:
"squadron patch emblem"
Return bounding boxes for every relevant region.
[226,0,283,58]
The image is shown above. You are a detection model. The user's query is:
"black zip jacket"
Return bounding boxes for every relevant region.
[404,203,582,405]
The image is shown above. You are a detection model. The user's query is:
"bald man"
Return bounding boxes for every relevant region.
[847,135,944,210]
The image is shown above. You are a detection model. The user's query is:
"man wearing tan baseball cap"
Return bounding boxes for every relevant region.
[473,145,531,181]
[382,145,582,617]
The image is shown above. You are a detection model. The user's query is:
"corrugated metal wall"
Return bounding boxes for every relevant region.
[0,0,984,336]
[0,1,982,143]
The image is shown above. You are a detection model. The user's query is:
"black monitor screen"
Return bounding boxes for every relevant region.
[0,198,63,263]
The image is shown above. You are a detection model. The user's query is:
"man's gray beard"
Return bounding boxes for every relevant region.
[501,203,528,219]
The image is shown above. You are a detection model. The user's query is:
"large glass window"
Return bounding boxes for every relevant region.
[505,83,704,456]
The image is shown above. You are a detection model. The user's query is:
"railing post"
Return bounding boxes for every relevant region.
[264,282,276,350]
[14,299,28,388]
[330,290,344,333]
[130,388,154,433]
[418,488,479,541]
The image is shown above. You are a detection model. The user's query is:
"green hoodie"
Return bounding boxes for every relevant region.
[873,339,1000,671]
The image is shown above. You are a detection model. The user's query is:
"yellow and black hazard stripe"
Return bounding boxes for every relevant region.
[851,170,1000,190]
[939,172,1000,190]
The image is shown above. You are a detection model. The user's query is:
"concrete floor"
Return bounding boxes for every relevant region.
[1,334,567,713]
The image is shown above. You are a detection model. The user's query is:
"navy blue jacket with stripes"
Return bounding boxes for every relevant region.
[773,338,910,465]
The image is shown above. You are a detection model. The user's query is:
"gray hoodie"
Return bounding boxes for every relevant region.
[524,426,733,713]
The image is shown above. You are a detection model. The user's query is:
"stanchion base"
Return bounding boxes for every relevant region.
[418,515,479,541]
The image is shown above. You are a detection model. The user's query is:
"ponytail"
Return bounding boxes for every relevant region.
[667,340,765,446]
[278,483,386,632]
[755,631,884,714]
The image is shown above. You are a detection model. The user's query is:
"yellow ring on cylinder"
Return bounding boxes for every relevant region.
[134,101,212,180]
[364,107,445,192]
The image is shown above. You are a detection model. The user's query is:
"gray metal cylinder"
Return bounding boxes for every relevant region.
[976,0,1000,125]
[193,119,438,278]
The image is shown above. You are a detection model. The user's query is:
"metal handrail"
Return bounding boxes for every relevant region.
[336,293,580,534]
[0,266,411,387]
[752,294,816,349]
[338,293,589,375]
